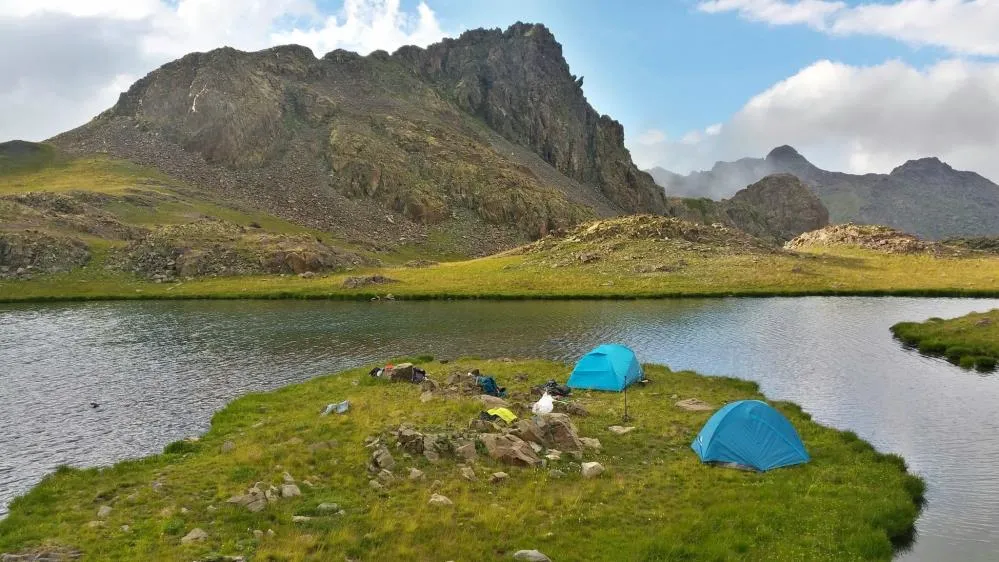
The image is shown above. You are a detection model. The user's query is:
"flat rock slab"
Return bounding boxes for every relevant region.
[675,398,714,412]
[1,548,82,562]
[512,550,552,561]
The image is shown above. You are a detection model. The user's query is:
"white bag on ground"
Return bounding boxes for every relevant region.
[532,391,554,415]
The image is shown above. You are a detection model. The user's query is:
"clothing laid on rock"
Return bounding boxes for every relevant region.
[485,407,518,424]
[475,375,506,397]
[320,400,350,416]
[532,379,571,397]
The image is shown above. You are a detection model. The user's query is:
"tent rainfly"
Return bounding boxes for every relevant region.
[691,400,810,472]
[567,344,643,392]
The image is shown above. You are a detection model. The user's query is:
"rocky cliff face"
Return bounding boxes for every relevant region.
[49,24,665,255]
[649,145,999,239]
[395,23,665,215]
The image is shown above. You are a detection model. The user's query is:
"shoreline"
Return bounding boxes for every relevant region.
[4,286,999,305]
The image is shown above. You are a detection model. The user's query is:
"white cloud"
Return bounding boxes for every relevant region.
[698,0,845,28]
[271,0,445,57]
[0,0,449,142]
[697,0,999,57]
[634,58,999,183]
[637,129,668,145]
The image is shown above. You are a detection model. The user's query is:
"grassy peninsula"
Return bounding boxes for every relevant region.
[892,309,999,372]
[0,358,924,561]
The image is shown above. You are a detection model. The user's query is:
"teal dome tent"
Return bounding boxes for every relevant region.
[567,344,643,392]
[691,400,810,471]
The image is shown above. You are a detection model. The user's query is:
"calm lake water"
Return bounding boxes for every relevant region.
[2,297,999,560]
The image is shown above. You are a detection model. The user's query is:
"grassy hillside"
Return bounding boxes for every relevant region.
[891,310,999,372]
[4,215,999,302]
[0,144,499,288]
[0,358,923,561]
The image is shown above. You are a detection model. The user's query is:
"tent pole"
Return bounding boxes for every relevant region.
[623,384,631,422]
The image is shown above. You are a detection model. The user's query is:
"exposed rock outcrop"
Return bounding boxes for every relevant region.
[786,223,950,255]
[107,218,370,279]
[0,231,90,278]
[395,23,667,215]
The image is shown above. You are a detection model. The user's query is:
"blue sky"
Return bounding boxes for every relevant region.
[3,1,999,180]
[404,0,946,143]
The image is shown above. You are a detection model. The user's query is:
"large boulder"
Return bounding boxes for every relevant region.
[514,413,583,452]
[397,427,424,455]
[478,434,543,467]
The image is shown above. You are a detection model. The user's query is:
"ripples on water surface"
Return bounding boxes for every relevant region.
[2,297,999,561]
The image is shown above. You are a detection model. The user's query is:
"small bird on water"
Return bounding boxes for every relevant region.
[90,402,99,408]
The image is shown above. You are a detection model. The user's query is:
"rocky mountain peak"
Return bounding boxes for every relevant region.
[394,22,665,214]
[765,145,809,165]
[890,157,951,176]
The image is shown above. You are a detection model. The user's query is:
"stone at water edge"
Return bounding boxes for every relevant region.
[581,462,605,478]
[607,425,635,435]
[428,493,453,507]
[181,528,208,544]
[512,549,552,561]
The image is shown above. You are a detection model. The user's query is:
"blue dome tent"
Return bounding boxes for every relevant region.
[691,400,810,471]
[567,344,643,392]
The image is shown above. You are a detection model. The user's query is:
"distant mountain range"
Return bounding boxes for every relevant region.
[648,146,999,239]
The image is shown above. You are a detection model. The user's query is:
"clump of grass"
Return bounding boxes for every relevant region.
[162,440,199,455]
[975,356,996,372]
[0,359,923,561]
[892,310,999,373]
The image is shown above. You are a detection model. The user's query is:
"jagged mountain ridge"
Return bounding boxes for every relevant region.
[649,146,999,240]
[49,23,665,255]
